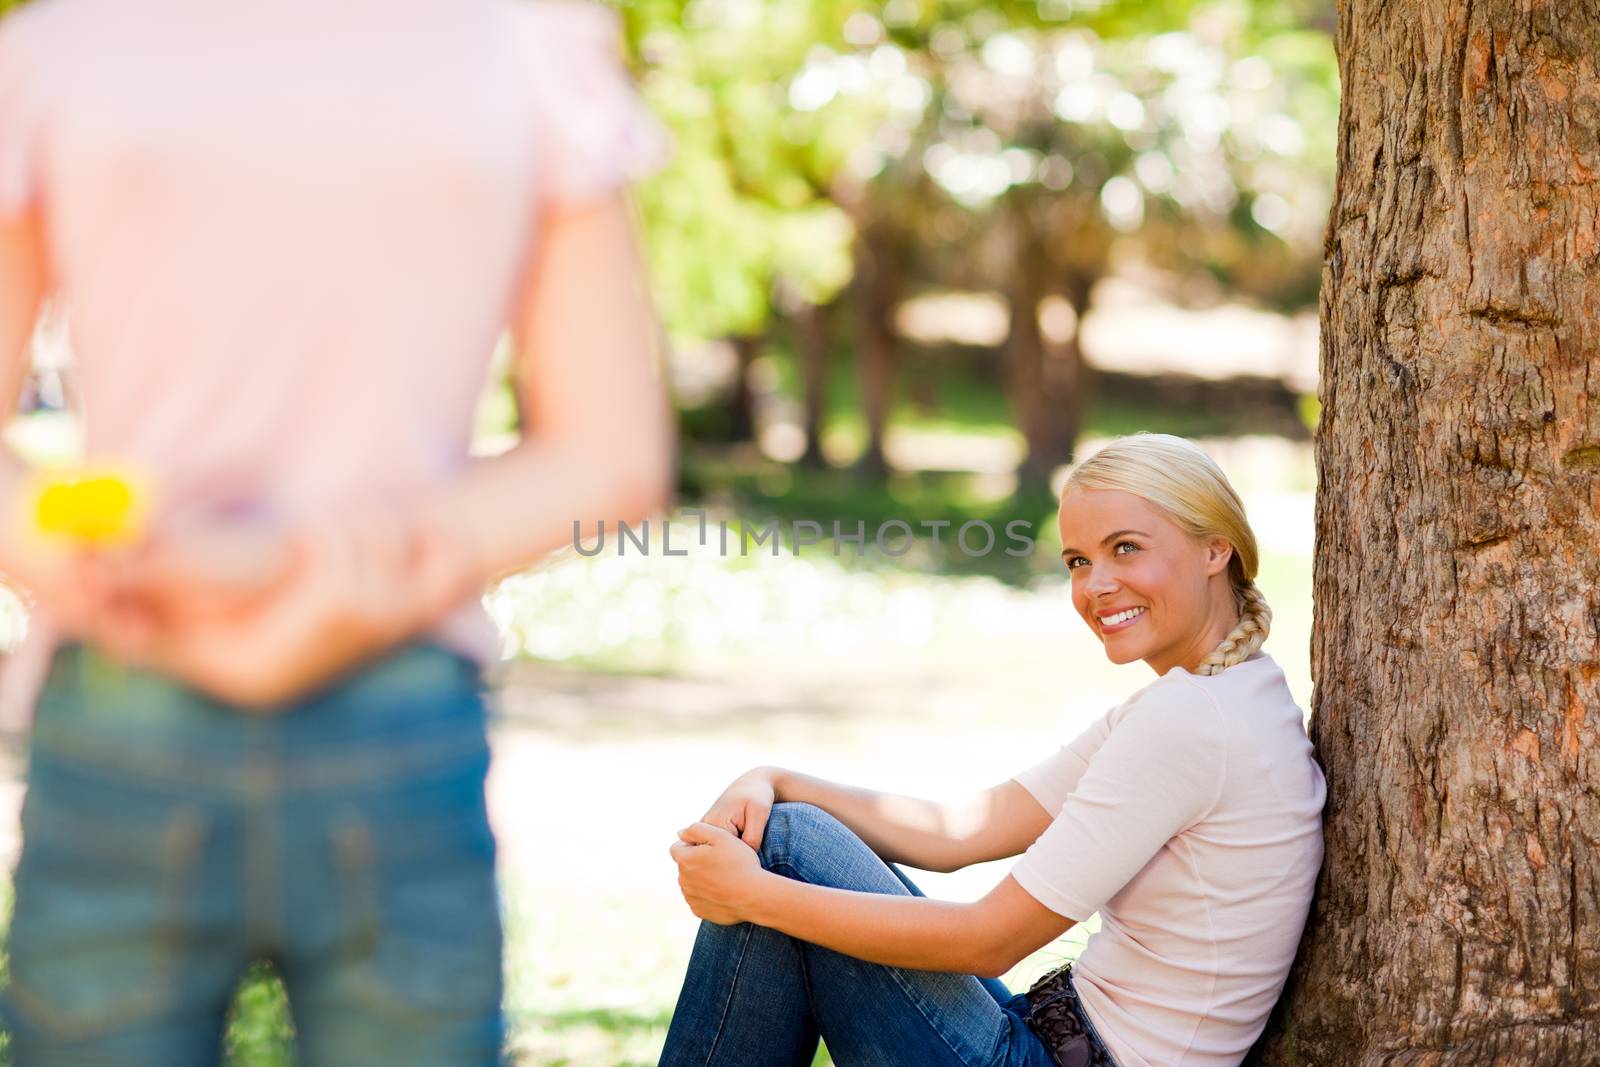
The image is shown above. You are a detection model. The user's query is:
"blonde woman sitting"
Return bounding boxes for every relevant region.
[662,433,1327,1067]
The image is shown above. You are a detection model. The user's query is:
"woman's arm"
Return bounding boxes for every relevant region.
[0,210,102,632]
[416,192,675,586]
[754,871,1073,978]
[0,210,46,509]
[672,821,1075,978]
[767,768,1055,874]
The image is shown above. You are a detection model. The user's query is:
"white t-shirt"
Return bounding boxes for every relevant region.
[1010,650,1326,1067]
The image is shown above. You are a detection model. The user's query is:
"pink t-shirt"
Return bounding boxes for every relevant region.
[0,0,666,720]
[1010,650,1326,1067]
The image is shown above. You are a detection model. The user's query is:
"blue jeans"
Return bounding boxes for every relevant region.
[2,642,505,1067]
[659,802,1062,1067]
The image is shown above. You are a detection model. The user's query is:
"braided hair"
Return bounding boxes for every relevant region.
[1063,433,1272,675]
[1191,581,1272,675]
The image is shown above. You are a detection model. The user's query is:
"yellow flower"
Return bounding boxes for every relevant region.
[29,469,147,546]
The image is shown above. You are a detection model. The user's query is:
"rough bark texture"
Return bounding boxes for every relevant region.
[1252,1,1600,1064]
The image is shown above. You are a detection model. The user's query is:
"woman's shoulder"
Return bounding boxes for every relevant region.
[1111,670,1228,742]
[1167,650,1294,702]
[1191,652,1306,721]
[1115,652,1297,733]
[494,0,669,205]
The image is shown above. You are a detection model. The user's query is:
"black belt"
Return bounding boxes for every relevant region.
[1022,963,1119,1067]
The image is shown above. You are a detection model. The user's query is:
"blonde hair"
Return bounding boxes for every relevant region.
[1063,433,1271,675]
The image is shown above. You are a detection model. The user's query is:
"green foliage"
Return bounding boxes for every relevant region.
[627,0,873,338]
[620,0,1332,346]
[622,0,1337,349]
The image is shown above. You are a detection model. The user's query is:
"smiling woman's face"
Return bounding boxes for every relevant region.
[1058,485,1236,675]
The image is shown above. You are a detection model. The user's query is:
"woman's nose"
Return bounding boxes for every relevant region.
[1084,569,1119,597]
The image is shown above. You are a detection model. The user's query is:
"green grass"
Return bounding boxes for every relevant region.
[222,966,296,1067]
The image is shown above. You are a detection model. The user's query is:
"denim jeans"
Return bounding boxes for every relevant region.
[1,641,505,1067]
[659,802,1067,1067]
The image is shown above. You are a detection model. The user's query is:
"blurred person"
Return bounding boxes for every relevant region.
[663,434,1326,1067]
[0,0,672,1064]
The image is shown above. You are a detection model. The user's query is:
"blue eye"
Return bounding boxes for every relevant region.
[1065,555,1088,569]
[1114,541,1138,555]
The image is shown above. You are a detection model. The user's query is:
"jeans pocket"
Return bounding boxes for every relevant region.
[5,788,207,1041]
[329,801,503,1020]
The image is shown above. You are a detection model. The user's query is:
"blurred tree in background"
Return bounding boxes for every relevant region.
[623,0,867,452]
[622,0,1337,494]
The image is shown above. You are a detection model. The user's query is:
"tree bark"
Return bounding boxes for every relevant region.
[1252,2,1600,1064]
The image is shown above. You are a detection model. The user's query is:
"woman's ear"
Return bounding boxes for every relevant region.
[1204,538,1234,577]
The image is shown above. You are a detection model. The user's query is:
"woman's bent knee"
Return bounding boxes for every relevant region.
[759,803,907,896]
[759,803,851,869]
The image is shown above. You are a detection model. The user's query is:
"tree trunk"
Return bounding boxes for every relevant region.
[1252,2,1600,1064]
[1044,275,1093,478]
[723,334,763,443]
[792,301,835,468]
[1002,257,1048,491]
[854,222,902,479]
[1003,240,1090,493]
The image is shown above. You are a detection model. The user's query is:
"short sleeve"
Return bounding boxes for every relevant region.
[0,9,44,221]
[1009,680,1227,921]
[522,1,670,208]
[1011,707,1116,817]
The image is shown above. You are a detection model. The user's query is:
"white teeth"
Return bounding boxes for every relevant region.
[1103,607,1145,626]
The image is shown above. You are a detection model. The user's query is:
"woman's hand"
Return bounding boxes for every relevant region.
[94,504,478,708]
[669,821,769,925]
[0,527,106,640]
[0,468,124,638]
[701,767,779,850]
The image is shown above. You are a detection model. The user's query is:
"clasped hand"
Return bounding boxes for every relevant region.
[19,503,476,709]
[669,768,777,925]
[669,821,765,926]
